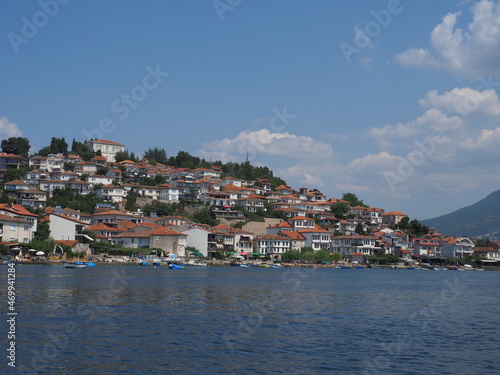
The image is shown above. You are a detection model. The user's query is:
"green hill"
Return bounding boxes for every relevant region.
[422,190,500,238]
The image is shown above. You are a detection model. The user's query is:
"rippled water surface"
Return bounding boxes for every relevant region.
[1,265,500,374]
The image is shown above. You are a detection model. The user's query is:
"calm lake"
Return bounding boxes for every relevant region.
[1,264,500,375]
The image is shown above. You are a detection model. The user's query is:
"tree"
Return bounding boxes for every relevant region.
[125,189,137,211]
[4,167,29,182]
[355,222,365,235]
[33,219,50,241]
[342,193,367,207]
[192,207,218,226]
[1,137,30,157]
[96,166,108,176]
[331,202,349,219]
[331,252,343,262]
[143,147,168,165]
[282,249,302,261]
[115,150,138,163]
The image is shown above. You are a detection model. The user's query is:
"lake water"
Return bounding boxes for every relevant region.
[1,264,500,375]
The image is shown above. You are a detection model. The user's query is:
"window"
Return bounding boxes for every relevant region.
[10,225,16,231]
[24,225,29,231]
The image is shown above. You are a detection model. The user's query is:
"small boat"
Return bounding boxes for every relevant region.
[355,266,365,269]
[64,261,87,269]
[239,264,250,268]
[140,262,149,266]
[169,264,183,269]
[406,267,416,270]
[340,266,351,269]
[260,264,270,268]
[270,264,284,268]
[152,262,160,267]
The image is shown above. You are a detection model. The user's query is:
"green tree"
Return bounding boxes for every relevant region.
[144,147,168,165]
[1,137,30,157]
[282,249,302,261]
[331,202,350,219]
[125,189,137,211]
[355,222,365,235]
[4,167,29,182]
[342,193,367,207]
[331,252,343,262]
[33,220,50,241]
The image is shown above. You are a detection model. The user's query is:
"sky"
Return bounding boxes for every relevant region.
[2,0,500,220]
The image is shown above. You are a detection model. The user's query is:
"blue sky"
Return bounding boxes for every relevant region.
[2,0,500,220]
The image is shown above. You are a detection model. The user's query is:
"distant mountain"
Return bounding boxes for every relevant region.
[421,190,500,238]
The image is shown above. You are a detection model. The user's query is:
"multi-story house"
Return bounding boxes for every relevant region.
[382,211,408,227]
[94,184,127,203]
[0,204,38,243]
[441,236,474,258]
[16,189,46,208]
[48,213,88,241]
[150,227,187,256]
[86,139,125,162]
[361,207,384,224]
[158,184,179,202]
[254,234,290,257]
[331,235,382,259]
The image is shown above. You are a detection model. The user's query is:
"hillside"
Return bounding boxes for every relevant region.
[422,190,500,238]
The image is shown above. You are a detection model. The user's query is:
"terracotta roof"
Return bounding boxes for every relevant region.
[91,139,124,146]
[151,227,186,236]
[383,211,407,216]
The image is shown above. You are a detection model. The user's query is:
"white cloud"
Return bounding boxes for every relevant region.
[0,116,23,138]
[396,0,500,77]
[199,129,333,163]
[276,165,326,188]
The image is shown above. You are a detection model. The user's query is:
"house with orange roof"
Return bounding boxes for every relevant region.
[220,176,243,188]
[179,226,213,257]
[280,230,306,250]
[331,235,382,260]
[16,189,46,208]
[0,204,38,242]
[86,222,129,239]
[69,180,92,195]
[211,224,254,253]
[297,227,331,251]
[192,168,221,179]
[106,168,123,184]
[473,247,500,260]
[382,211,408,227]
[275,185,295,195]
[38,180,67,196]
[150,227,187,256]
[236,195,266,213]
[288,216,316,230]
[157,184,179,202]
[48,213,88,241]
[0,213,37,244]
[90,210,143,225]
[90,155,107,166]
[86,139,125,162]
[74,161,98,176]
[361,207,384,224]
[29,153,64,172]
[58,170,80,182]
[441,236,474,258]
[254,234,291,257]
[4,179,29,193]
[0,152,24,175]
[88,174,114,186]
[412,235,443,257]
[110,224,157,249]
[94,184,127,203]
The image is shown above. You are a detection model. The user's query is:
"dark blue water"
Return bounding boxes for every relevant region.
[1,265,500,374]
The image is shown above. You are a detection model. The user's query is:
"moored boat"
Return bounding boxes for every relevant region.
[64,261,87,268]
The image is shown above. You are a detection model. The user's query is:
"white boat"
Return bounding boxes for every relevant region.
[64,262,87,268]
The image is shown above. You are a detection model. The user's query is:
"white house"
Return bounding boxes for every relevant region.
[86,139,125,162]
[254,234,290,256]
[48,213,88,241]
[94,185,127,203]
